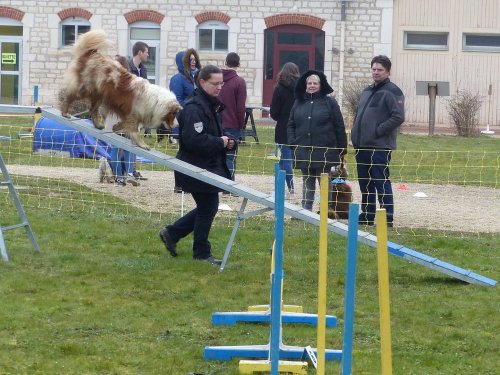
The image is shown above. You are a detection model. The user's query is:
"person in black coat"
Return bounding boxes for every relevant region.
[159,65,236,265]
[270,62,299,194]
[287,70,347,211]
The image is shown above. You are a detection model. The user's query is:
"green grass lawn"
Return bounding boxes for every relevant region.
[0,182,499,374]
[0,115,499,374]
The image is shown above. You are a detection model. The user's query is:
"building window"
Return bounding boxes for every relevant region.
[129,22,160,84]
[60,18,90,47]
[404,31,448,50]
[198,21,228,52]
[463,33,500,52]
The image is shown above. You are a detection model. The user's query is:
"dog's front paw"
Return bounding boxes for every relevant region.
[132,140,151,150]
[93,122,105,130]
[61,112,70,118]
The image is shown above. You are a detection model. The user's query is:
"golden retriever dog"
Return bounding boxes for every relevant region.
[60,30,181,150]
[328,158,353,220]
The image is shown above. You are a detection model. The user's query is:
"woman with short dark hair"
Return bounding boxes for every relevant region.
[270,62,300,195]
[159,65,236,265]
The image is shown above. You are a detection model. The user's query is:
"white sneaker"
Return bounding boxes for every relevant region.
[115,178,126,187]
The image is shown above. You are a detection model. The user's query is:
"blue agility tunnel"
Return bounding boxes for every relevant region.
[33,117,110,159]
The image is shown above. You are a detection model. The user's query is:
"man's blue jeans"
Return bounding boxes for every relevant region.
[355,149,393,223]
[110,147,134,177]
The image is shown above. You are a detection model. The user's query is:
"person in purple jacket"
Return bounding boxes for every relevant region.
[218,52,247,182]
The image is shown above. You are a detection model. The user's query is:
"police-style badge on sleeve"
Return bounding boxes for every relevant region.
[194,122,204,133]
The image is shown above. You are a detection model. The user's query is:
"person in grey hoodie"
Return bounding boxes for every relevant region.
[351,55,405,226]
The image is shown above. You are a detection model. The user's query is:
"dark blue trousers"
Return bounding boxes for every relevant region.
[355,149,394,223]
[278,144,294,192]
[167,191,219,259]
[223,128,241,181]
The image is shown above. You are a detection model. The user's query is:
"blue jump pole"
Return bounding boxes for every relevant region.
[341,203,360,375]
[270,164,285,373]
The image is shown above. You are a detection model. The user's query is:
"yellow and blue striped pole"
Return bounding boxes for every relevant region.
[316,173,329,374]
[376,209,393,375]
[33,85,41,129]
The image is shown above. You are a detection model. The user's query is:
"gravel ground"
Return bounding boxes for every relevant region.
[6,164,499,234]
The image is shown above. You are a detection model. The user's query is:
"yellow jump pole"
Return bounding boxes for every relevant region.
[316,173,329,374]
[376,209,393,375]
[247,239,303,313]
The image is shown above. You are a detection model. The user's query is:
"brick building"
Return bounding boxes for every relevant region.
[0,0,498,130]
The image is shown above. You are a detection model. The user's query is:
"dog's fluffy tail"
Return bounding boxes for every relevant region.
[72,30,110,57]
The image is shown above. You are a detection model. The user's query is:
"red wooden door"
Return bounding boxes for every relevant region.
[262,25,325,107]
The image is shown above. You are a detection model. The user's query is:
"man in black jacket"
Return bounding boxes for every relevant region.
[128,41,149,180]
[129,41,149,79]
[351,55,405,226]
[159,65,235,265]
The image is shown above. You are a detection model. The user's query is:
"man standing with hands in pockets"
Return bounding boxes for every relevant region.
[351,55,405,227]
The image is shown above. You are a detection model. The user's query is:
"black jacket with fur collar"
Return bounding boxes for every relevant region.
[287,70,347,170]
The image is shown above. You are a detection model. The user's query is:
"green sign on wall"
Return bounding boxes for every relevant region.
[1,53,16,64]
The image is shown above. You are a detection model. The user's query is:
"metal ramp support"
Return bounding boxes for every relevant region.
[0,152,40,262]
[241,106,261,143]
[220,197,272,271]
[0,104,495,287]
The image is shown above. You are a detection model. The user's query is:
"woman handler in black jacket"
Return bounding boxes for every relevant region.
[287,70,347,211]
[159,65,235,265]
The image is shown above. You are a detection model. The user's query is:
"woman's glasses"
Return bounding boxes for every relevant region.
[205,81,225,87]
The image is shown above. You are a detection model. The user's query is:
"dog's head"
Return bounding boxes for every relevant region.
[162,101,182,130]
[330,162,348,179]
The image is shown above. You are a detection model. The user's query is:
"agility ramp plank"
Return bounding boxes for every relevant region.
[1,105,493,287]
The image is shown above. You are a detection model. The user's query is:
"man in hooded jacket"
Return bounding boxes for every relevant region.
[218,52,247,182]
